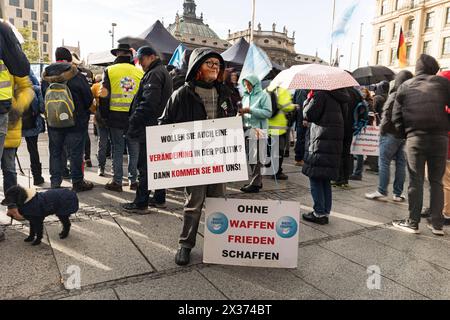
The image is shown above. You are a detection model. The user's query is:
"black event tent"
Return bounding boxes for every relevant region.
[118,20,180,63]
[221,37,286,74]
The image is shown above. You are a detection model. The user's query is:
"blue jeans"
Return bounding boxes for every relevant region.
[109,128,126,184]
[309,178,332,216]
[97,126,109,169]
[378,134,406,196]
[1,148,17,192]
[134,142,166,206]
[0,113,8,160]
[49,129,86,186]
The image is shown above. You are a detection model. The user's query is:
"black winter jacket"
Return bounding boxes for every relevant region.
[302,89,350,180]
[42,63,93,133]
[0,22,30,113]
[380,70,413,137]
[127,59,173,143]
[392,54,450,138]
[19,189,79,219]
[160,48,234,124]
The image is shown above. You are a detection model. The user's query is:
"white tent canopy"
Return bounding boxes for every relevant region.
[86,51,115,66]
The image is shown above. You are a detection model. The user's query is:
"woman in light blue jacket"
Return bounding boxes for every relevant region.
[239,74,272,193]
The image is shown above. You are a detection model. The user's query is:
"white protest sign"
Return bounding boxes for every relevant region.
[203,198,300,269]
[146,117,249,190]
[351,126,380,157]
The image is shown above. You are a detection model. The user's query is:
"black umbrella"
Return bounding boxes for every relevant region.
[352,66,395,85]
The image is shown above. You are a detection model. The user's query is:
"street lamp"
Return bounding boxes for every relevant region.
[109,23,117,49]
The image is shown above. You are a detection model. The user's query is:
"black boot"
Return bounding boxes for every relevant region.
[175,248,191,266]
[59,216,72,239]
[32,163,45,186]
[302,212,329,225]
[72,180,94,193]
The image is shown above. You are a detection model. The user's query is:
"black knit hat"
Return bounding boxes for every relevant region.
[55,47,72,62]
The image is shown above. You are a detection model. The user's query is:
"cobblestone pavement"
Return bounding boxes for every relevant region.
[0,132,449,300]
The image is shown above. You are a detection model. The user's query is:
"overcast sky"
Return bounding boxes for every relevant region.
[53,0,376,70]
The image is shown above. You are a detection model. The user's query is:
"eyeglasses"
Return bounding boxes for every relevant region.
[204,60,221,69]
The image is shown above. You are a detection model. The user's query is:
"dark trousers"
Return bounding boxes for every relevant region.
[85,131,91,160]
[269,133,287,175]
[295,125,306,162]
[337,142,352,184]
[134,142,165,206]
[25,136,43,179]
[48,129,86,186]
[180,184,225,249]
[406,135,447,229]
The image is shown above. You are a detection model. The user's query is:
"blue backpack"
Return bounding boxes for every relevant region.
[353,100,369,136]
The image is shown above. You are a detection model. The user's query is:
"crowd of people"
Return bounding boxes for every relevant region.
[0,19,449,266]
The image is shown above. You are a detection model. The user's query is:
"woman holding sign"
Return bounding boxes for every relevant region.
[160,48,234,266]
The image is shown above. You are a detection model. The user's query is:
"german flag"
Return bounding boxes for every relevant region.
[397,27,407,68]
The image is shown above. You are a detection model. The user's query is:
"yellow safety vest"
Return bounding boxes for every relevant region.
[268,87,296,136]
[107,63,143,112]
[0,60,13,101]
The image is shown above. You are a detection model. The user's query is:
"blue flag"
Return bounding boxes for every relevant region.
[169,44,186,68]
[332,1,359,40]
[239,43,273,84]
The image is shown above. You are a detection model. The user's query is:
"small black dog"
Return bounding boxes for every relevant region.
[2,186,79,246]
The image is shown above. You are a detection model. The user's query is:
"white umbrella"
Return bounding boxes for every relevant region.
[270,64,359,91]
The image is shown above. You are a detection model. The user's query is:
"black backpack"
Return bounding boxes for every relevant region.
[268,89,279,119]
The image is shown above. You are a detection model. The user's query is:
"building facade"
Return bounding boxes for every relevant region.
[372,0,450,71]
[228,23,326,68]
[167,0,230,52]
[2,0,53,62]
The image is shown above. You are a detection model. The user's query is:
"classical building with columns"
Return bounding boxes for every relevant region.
[372,0,450,71]
[227,23,326,67]
[167,0,326,67]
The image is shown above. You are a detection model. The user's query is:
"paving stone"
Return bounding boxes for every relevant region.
[321,235,450,299]
[115,270,226,300]
[0,229,61,299]
[199,265,329,300]
[113,212,205,272]
[61,289,118,300]
[47,217,153,288]
[291,244,427,300]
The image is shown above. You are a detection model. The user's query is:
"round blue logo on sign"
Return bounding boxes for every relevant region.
[276,216,298,239]
[207,212,229,235]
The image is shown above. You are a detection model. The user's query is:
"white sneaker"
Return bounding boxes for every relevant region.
[427,223,445,236]
[365,191,387,201]
[393,195,406,202]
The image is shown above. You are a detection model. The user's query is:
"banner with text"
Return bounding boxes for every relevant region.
[351,126,380,156]
[146,118,249,190]
[203,198,300,269]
